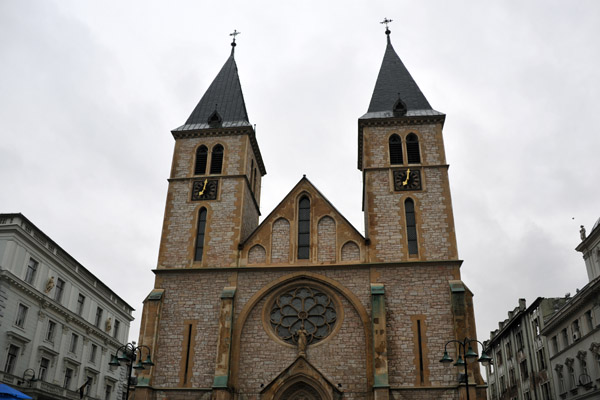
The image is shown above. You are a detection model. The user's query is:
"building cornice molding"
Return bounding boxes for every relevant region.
[0,270,126,349]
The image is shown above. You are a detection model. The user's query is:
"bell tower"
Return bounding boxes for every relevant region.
[359,26,458,263]
[157,37,266,269]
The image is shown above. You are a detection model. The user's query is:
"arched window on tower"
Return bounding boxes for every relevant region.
[389,134,403,165]
[210,144,224,174]
[298,196,310,259]
[405,199,418,255]
[194,145,208,175]
[406,133,421,164]
[195,208,207,261]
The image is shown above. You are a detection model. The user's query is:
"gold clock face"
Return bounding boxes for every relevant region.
[191,179,218,201]
[393,169,421,191]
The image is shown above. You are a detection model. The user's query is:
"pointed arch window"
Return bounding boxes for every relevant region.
[405,198,418,255]
[298,196,310,259]
[210,144,224,174]
[194,145,208,175]
[389,134,403,165]
[195,208,207,261]
[406,133,421,164]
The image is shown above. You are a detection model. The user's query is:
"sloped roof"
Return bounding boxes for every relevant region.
[173,49,251,132]
[241,176,365,248]
[361,34,443,120]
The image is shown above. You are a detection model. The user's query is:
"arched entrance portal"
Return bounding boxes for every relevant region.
[279,382,322,400]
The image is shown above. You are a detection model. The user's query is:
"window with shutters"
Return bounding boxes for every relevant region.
[194,145,208,175]
[210,144,224,174]
[406,133,421,164]
[195,208,208,261]
[405,198,418,255]
[389,134,403,164]
[298,196,310,259]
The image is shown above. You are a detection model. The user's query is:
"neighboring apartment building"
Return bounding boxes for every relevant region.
[484,297,566,400]
[0,213,134,400]
[540,219,600,400]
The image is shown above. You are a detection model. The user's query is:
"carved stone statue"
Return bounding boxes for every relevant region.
[45,276,55,293]
[296,328,308,357]
[580,225,587,240]
[105,317,112,332]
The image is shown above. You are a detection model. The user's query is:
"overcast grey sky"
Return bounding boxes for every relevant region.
[1,1,599,355]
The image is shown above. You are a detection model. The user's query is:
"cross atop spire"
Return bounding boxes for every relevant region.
[230,29,241,54]
[380,18,393,36]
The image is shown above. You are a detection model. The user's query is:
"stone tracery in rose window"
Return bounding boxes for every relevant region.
[269,286,337,345]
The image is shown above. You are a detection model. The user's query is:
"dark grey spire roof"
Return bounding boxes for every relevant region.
[361,35,443,120]
[173,51,251,131]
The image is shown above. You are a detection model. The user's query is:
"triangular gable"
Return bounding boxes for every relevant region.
[240,176,366,266]
[259,356,342,400]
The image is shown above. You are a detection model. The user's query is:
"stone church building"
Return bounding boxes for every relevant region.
[135,29,486,400]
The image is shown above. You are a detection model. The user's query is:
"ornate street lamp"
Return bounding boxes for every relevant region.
[440,337,491,400]
[109,342,153,400]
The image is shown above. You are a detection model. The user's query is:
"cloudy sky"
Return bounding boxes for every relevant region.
[2,1,599,355]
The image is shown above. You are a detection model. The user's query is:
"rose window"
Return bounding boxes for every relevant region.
[269,286,337,345]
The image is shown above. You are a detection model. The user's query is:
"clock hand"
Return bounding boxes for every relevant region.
[198,179,208,196]
[402,169,411,186]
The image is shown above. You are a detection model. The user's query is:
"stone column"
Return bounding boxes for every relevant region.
[212,286,236,400]
[371,283,390,400]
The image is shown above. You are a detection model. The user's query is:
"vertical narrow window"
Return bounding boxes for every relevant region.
[195,208,208,261]
[54,278,65,303]
[95,307,103,327]
[25,258,38,284]
[15,304,28,328]
[209,144,224,174]
[194,145,208,175]
[417,320,424,384]
[183,324,192,384]
[39,357,49,381]
[250,160,255,192]
[406,133,421,164]
[69,333,78,353]
[405,199,418,255]
[105,385,112,400]
[64,368,73,389]
[77,294,85,315]
[253,167,258,194]
[113,320,120,339]
[297,196,310,259]
[4,345,19,374]
[389,134,403,164]
[90,344,98,363]
[46,320,56,342]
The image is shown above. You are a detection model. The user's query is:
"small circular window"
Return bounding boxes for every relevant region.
[268,285,338,345]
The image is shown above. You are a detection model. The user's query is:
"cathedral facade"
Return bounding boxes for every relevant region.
[135,30,486,400]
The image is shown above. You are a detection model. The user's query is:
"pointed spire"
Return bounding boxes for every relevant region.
[173,32,250,132]
[362,22,442,119]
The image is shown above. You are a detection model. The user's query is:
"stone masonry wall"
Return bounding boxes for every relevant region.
[317,216,336,263]
[158,134,258,268]
[271,218,290,263]
[362,123,458,262]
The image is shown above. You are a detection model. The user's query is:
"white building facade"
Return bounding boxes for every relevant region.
[541,219,600,400]
[484,298,564,400]
[0,213,134,400]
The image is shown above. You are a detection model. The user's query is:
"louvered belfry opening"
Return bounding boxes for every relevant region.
[406,133,421,164]
[405,198,418,255]
[194,145,208,175]
[195,208,208,261]
[389,134,403,165]
[298,196,310,259]
[210,145,224,174]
